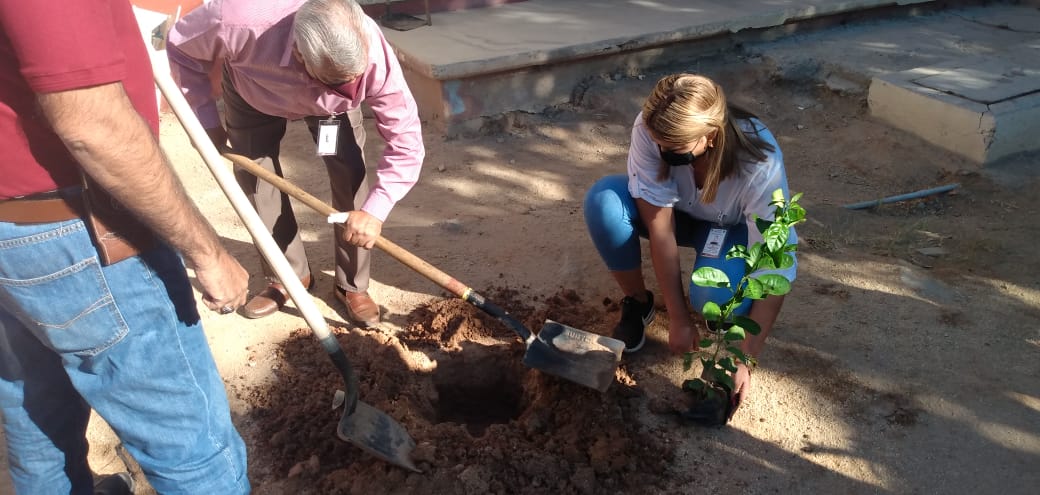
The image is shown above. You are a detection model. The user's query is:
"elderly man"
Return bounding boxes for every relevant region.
[167,0,425,326]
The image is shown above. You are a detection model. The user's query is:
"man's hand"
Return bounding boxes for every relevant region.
[668,317,700,354]
[37,82,249,315]
[205,126,230,153]
[340,210,383,249]
[195,248,249,314]
[728,363,752,420]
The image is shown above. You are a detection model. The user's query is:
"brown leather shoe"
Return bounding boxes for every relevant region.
[334,287,380,328]
[241,274,313,319]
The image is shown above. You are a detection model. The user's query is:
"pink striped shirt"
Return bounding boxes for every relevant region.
[166,0,424,221]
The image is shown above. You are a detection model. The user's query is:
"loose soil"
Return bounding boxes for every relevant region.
[3,17,1037,495]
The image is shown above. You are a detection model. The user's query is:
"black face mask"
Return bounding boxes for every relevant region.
[659,147,696,167]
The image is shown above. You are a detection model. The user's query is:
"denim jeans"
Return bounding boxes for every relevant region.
[0,217,249,494]
[583,174,752,316]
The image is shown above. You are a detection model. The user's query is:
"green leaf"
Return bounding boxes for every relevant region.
[722,300,743,317]
[724,325,746,341]
[765,223,790,252]
[727,244,750,262]
[786,204,806,224]
[790,191,803,204]
[770,188,786,207]
[719,357,738,373]
[726,346,749,363]
[683,379,706,392]
[743,278,765,299]
[714,370,735,392]
[698,338,714,349]
[732,315,761,336]
[692,267,730,288]
[682,352,694,371]
[757,274,792,296]
[747,243,763,270]
[701,301,722,321]
[754,254,778,271]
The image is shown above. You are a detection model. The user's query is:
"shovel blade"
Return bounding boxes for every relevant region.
[337,400,420,472]
[522,320,625,393]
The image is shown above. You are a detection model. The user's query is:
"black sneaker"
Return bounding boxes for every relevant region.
[612,291,655,353]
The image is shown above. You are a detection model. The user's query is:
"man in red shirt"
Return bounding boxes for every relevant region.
[0,1,250,493]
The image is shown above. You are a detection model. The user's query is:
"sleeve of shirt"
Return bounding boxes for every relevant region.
[626,114,680,208]
[359,23,425,222]
[165,0,227,129]
[740,120,798,282]
[0,0,126,93]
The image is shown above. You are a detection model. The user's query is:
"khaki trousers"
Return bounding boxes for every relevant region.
[221,70,371,292]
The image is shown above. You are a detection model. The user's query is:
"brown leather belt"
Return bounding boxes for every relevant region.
[0,193,85,224]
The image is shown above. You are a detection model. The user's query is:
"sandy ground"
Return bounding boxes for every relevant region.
[3,6,1040,495]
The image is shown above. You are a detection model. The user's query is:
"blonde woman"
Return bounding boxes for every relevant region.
[583,74,797,413]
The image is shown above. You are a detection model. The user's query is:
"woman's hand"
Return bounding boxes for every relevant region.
[728,363,752,420]
[668,317,700,354]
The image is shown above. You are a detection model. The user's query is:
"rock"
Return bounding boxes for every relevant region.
[411,441,437,464]
[304,454,319,475]
[459,465,491,493]
[571,466,597,494]
[287,461,304,478]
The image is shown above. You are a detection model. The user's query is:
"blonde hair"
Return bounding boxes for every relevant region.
[642,74,771,203]
[293,0,369,84]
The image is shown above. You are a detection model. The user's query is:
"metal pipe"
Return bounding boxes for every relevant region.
[843,183,960,210]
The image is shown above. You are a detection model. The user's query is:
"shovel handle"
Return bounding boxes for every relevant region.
[223,152,468,294]
[223,152,533,342]
[150,63,362,413]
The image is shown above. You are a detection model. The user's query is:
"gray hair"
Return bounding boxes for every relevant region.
[293,0,369,84]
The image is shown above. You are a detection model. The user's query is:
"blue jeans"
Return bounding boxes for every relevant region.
[583,174,752,316]
[0,217,249,495]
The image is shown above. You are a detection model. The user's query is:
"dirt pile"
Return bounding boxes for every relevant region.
[241,289,680,495]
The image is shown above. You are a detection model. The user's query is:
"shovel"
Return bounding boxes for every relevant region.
[224,152,626,392]
[150,57,418,471]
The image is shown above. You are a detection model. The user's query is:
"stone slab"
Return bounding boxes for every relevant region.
[868,40,1040,165]
[912,43,1040,104]
[385,0,933,81]
[384,0,951,132]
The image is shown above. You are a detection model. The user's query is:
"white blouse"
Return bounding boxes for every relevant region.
[626,112,798,281]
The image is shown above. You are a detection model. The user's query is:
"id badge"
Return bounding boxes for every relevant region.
[317,118,340,156]
[701,227,728,258]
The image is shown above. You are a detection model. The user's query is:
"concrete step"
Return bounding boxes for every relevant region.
[869,39,1040,165]
[379,0,967,135]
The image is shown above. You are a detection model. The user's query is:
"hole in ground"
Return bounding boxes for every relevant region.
[432,343,525,437]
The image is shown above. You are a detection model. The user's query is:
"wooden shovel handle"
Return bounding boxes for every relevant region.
[222,152,470,298]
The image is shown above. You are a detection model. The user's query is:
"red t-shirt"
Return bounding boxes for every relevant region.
[0,0,159,199]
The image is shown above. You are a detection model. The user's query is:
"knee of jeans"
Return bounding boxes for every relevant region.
[584,176,630,227]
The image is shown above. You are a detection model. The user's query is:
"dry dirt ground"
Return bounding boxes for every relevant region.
[3,31,1039,495]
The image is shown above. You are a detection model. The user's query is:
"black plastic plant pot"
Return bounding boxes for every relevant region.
[680,382,733,427]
